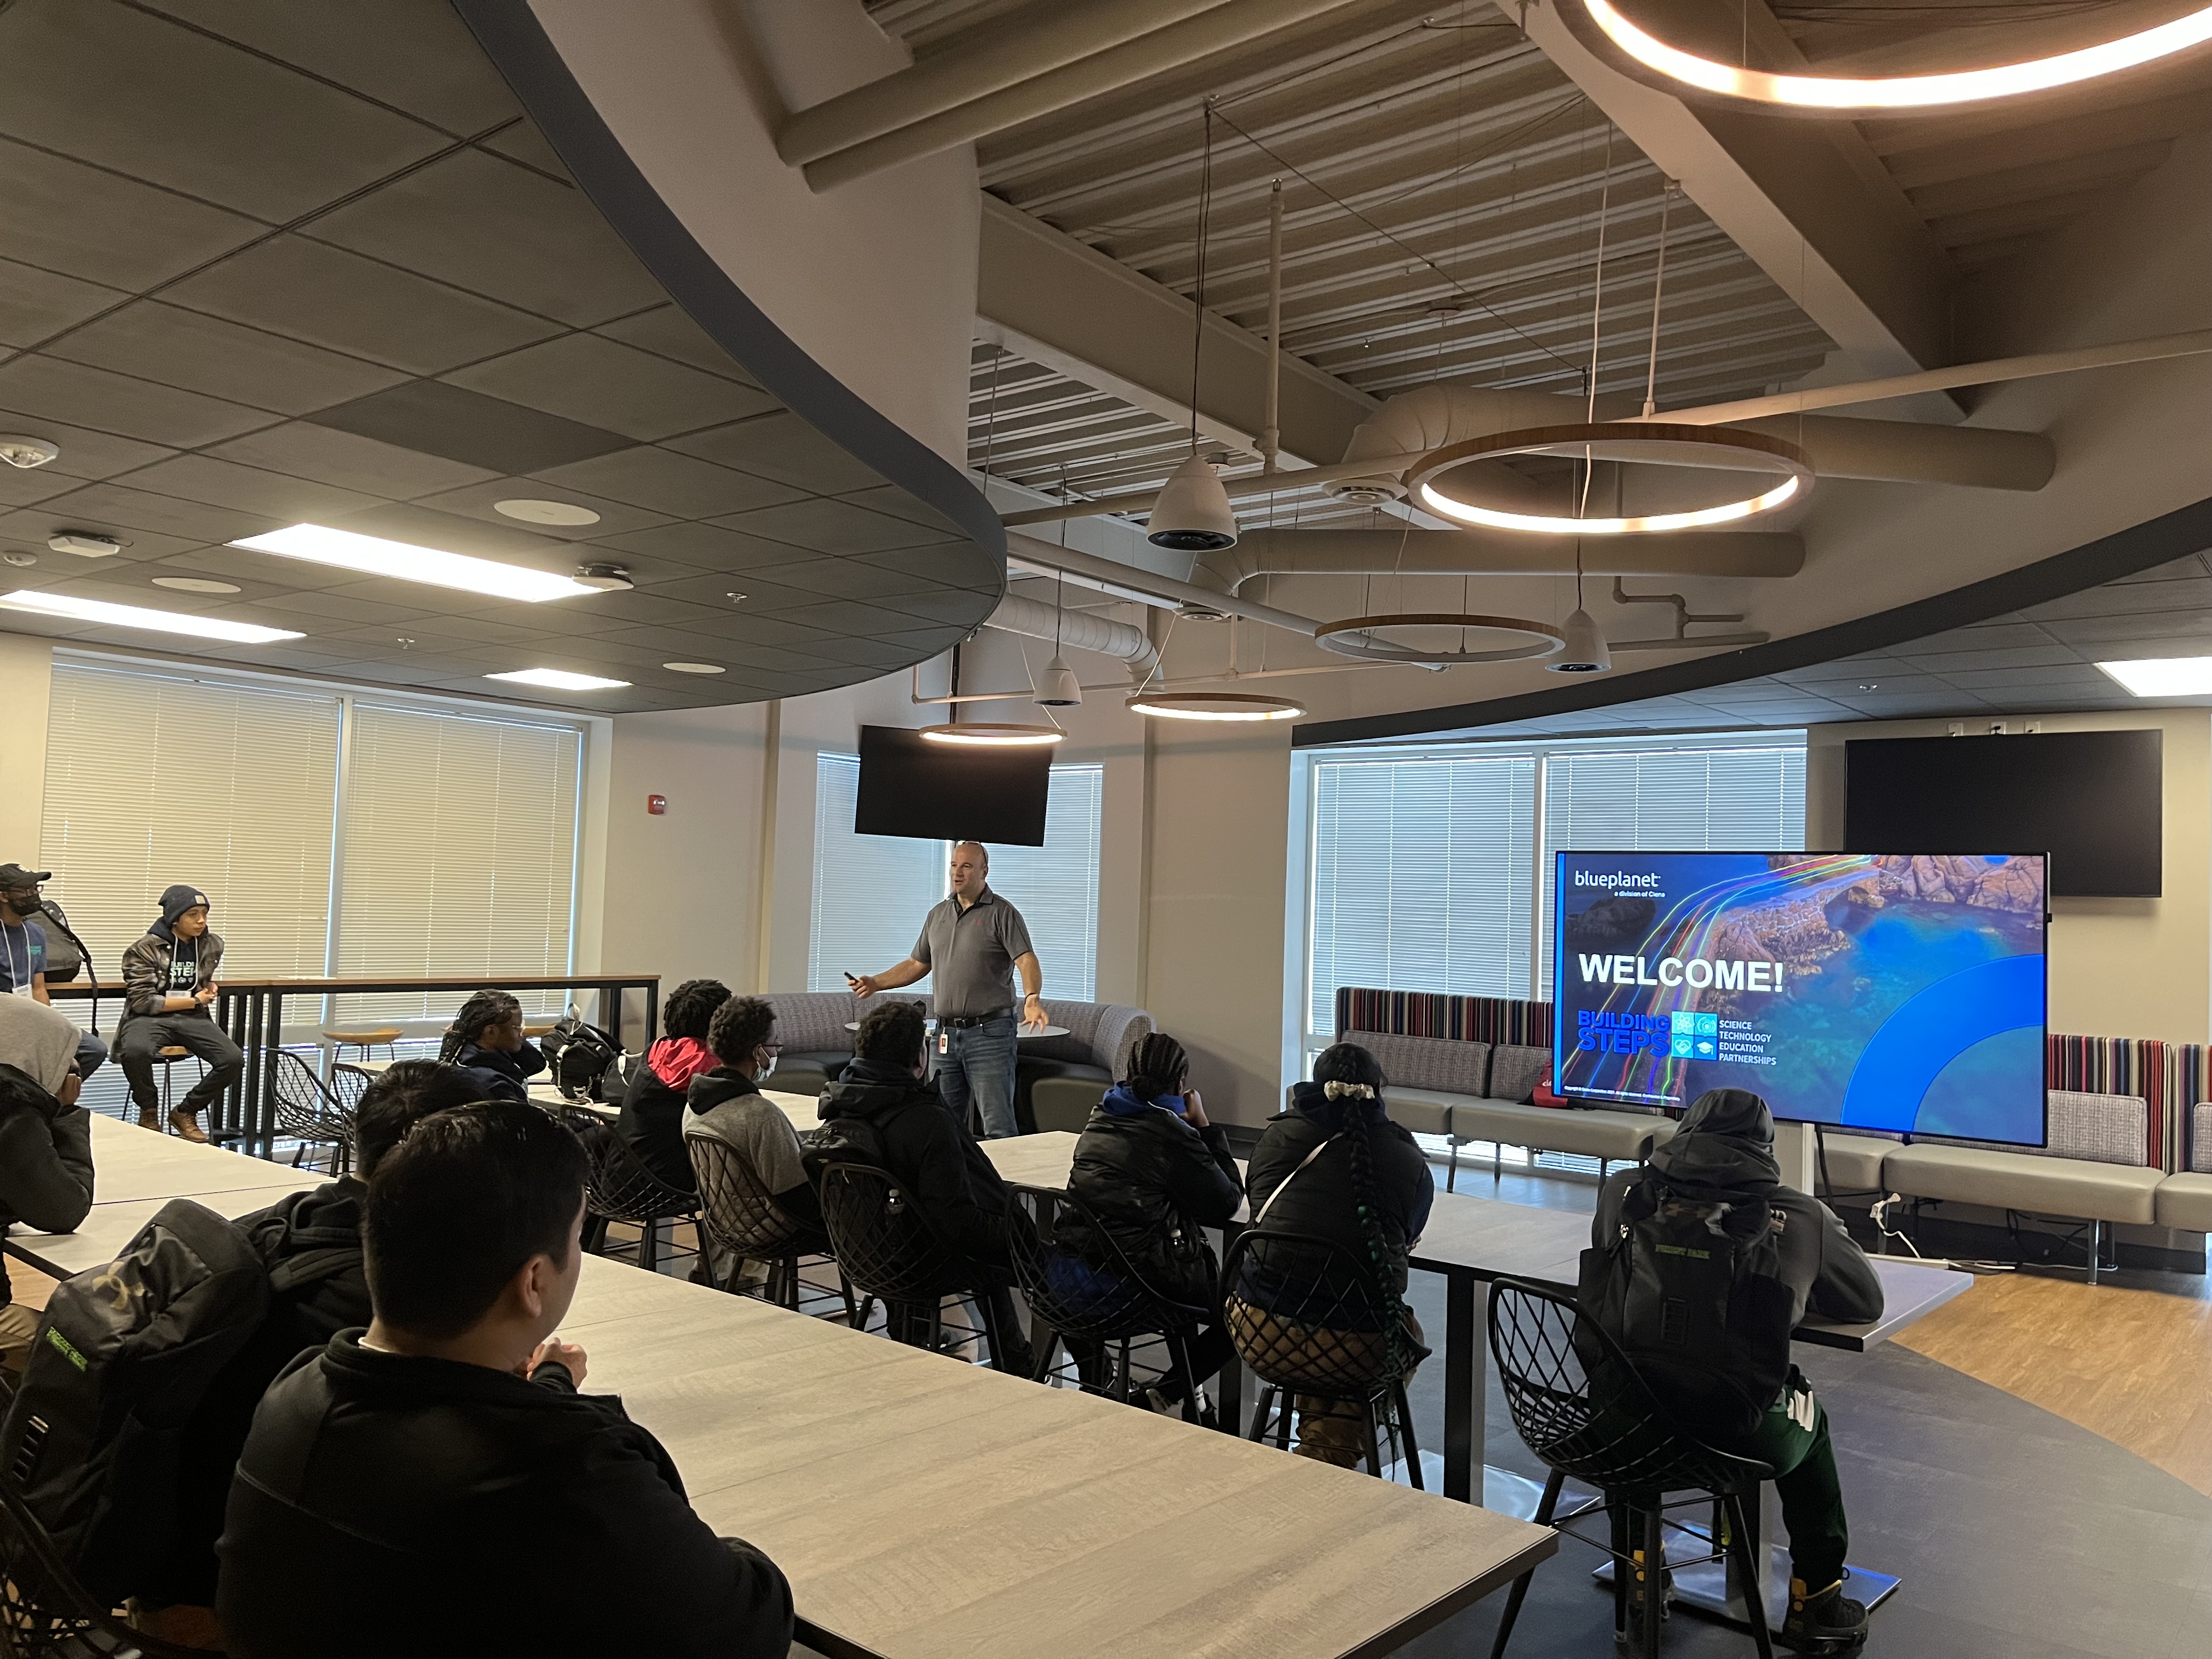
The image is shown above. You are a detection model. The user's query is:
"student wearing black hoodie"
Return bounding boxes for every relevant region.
[0,996,95,1372]
[1235,1042,1433,1467]
[617,977,728,1194]
[816,1000,1032,1376]
[1060,1031,1243,1413]
[436,989,547,1104]
[137,1060,489,1646]
[117,884,244,1142]
[1591,1088,1884,1654]
[219,1098,792,1658]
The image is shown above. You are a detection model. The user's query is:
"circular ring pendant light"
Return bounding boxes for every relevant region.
[1313,613,1567,664]
[1568,0,2212,114]
[1125,690,1306,721]
[1409,423,1811,535]
[918,722,1064,746]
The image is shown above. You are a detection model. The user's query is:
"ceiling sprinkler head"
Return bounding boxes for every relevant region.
[572,562,634,592]
[0,436,59,470]
[2,550,36,568]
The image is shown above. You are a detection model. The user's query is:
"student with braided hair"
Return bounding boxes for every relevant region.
[1235,1041,1432,1467]
[438,989,546,1105]
[1060,1031,1244,1415]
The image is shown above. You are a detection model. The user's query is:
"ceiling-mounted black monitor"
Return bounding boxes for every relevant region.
[1844,730,2161,897]
[854,725,1051,847]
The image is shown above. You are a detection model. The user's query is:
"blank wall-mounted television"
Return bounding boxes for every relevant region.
[1844,730,2160,898]
[853,725,1051,846]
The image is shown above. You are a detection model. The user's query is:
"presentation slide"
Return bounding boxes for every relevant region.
[1553,852,2047,1145]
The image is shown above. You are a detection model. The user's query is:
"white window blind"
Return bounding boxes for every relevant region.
[809,753,945,992]
[334,703,582,1021]
[978,763,1103,1003]
[1307,753,1536,1034]
[38,663,341,981]
[1538,741,1805,995]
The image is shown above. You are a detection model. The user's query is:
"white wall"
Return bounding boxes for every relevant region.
[527,0,980,462]
[0,634,52,860]
[1805,709,2212,1047]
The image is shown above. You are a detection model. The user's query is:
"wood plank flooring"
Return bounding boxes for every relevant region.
[1896,1268,2212,1497]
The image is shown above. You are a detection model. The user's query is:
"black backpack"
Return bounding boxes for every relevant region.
[800,1112,886,1184]
[0,1200,270,1605]
[542,1005,624,1102]
[1577,1172,1795,1440]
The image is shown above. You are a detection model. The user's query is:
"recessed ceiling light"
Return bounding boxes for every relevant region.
[486,668,631,691]
[494,498,601,527]
[152,576,243,595]
[662,662,726,674]
[2096,657,2212,697]
[230,524,598,602]
[0,590,302,644]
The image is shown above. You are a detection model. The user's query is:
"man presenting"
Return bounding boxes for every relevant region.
[848,841,1045,1139]
[0,864,105,1083]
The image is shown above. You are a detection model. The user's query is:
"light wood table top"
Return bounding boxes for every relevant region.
[557,1255,1555,1659]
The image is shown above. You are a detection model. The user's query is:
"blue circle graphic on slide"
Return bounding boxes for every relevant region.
[1838,953,2045,1140]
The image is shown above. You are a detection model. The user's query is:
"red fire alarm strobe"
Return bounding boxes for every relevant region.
[646,794,668,816]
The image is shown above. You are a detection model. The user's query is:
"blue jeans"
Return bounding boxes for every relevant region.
[936,1015,1019,1139]
[74,1026,107,1084]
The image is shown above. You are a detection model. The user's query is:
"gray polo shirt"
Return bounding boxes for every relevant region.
[912,885,1034,1019]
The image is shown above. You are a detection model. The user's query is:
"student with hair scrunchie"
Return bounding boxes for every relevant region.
[438,989,546,1105]
[1233,1041,1433,1467]
[1058,1031,1244,1414]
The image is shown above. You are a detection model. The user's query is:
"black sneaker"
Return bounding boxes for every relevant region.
[1781,1577,1869,1653]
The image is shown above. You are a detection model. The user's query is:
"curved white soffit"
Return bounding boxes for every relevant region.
[1580,0,2212,111]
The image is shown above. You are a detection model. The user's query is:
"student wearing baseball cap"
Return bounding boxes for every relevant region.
[118,884,244,1141]
[0,864,106,1084]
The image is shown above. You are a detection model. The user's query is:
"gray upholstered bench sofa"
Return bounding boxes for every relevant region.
[2154,1102,2212,1231]
[756,990,1150,1135]
[1319,1028,1675,1189]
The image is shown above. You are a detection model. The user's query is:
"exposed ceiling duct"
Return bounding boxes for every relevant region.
[1190,527,1804,595]
[983,590,1161,681]
[1006,534,1324,635]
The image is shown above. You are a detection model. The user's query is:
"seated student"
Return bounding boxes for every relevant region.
[218,1098,794,1658]
[0,862,106,1082]
[436,989,546,1104]
[1234,1042,1432,1468]
[686,995,820,1235]
[1588,1088,1884,1654]
[617,977,729,1193]
[816,1001,1032,1376]
[0,996,95,1372]
[1059,1032,1242,1414]
[139,1060,491,1644]
[118,885,244,1142]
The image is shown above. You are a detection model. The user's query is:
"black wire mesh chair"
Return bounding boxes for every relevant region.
[1486,1276,1779,1659]
[0,1472,219,1658]
[267,1049,358,1176]
[686,1132,856,1318]
[816,1161,1013,1368]
[1220,1227,1426,1482]
[1003,1184,1212,1419]
[553,1105,701,1275]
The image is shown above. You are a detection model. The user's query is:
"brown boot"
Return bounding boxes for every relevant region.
[137,1105,162,1132]
[169,1108,209,1144]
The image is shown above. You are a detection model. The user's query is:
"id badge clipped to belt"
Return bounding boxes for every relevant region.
[938,1030,949,1057]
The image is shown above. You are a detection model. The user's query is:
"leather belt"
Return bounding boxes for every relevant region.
[937,1011,1012,1030]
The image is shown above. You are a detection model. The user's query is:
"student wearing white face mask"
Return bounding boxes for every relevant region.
[682,996,819,1235]
[0,864,106,1084]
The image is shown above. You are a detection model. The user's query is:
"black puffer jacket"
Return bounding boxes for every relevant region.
[1595,1088,1884,1329]
[148,1178,376,1606]
[0,1062,95,1307]
[1244,1082,1434,1295]
[220,1334,793,1659]
[815,1059,1009,1264]
[1064,1099,1243,1306]
[448,1039,546,1106]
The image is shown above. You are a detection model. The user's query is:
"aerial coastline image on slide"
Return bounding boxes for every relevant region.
[1554,851,2048,1146]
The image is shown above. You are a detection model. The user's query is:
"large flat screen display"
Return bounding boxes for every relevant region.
[854,725,1051,846]
[1553,851,2047,1146]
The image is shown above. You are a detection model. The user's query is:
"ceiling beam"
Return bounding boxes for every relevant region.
[1512,0,1957,374]
[977,195,1379,470]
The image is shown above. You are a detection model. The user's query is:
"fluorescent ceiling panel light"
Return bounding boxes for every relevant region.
[486,668,631,691]
[0,589,303,643]
[230,524,596,602]
[2096,657,2212,697]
